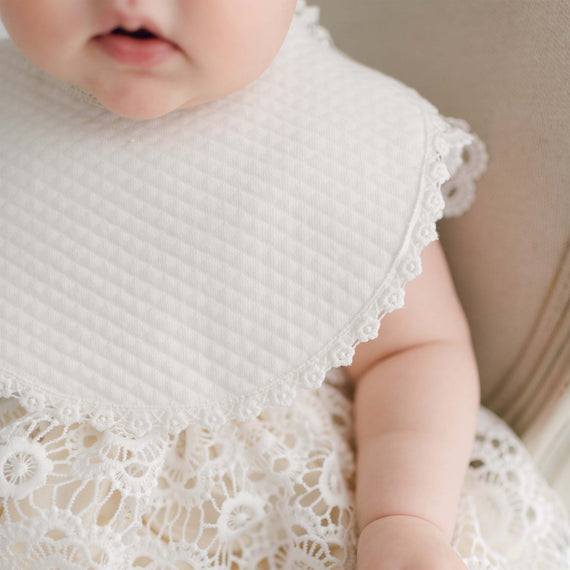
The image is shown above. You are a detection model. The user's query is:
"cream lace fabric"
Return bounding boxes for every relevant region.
[1,369,570,569]
[1,1,570,568]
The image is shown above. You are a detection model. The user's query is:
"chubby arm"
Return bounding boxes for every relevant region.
[344,239,480,543]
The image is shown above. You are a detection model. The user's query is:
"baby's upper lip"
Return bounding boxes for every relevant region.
[95,13,175,45]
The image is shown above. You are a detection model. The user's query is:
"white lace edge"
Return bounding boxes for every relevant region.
[0,2,488,438]
[440,117,489,218]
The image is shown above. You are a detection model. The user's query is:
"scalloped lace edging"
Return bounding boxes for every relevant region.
[0,98,484,437]
[440,117,488,218]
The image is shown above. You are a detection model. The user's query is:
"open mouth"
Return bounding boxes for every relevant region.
[109,27,159,39]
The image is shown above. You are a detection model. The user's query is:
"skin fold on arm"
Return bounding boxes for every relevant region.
[344,239,481,543]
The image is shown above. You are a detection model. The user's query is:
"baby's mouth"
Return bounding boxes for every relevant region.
[109,27,159,40]
[94,27,179,67]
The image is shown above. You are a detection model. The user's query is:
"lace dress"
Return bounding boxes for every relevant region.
[1,2,570,569]
[1,371,570,569]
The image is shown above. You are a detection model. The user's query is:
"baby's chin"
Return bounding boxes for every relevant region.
[88,82,202,121]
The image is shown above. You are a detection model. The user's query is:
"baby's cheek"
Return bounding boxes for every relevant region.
[177,0,294,95]
[0,0,84,74]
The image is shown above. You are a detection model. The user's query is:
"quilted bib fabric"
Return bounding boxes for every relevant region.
[0,3,487,435]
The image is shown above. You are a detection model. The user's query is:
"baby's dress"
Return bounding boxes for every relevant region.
[0,2,569,569]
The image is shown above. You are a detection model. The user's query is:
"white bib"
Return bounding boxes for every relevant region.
[0,1,487,435]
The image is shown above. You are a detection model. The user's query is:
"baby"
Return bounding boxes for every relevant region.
[0,0,481,568]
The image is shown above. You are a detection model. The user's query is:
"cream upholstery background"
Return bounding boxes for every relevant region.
[0,3,568,505]
[317,0,570,506]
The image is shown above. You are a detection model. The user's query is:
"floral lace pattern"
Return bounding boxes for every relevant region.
[0,368,358,569]
[453,407,570,569]
[1,369,569,569]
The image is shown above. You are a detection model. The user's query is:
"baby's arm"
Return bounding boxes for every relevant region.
[345,240,480,565]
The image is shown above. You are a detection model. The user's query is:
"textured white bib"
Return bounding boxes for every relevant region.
[0,2,487,435]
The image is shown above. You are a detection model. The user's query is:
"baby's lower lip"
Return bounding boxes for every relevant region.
[94,33,178,67]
